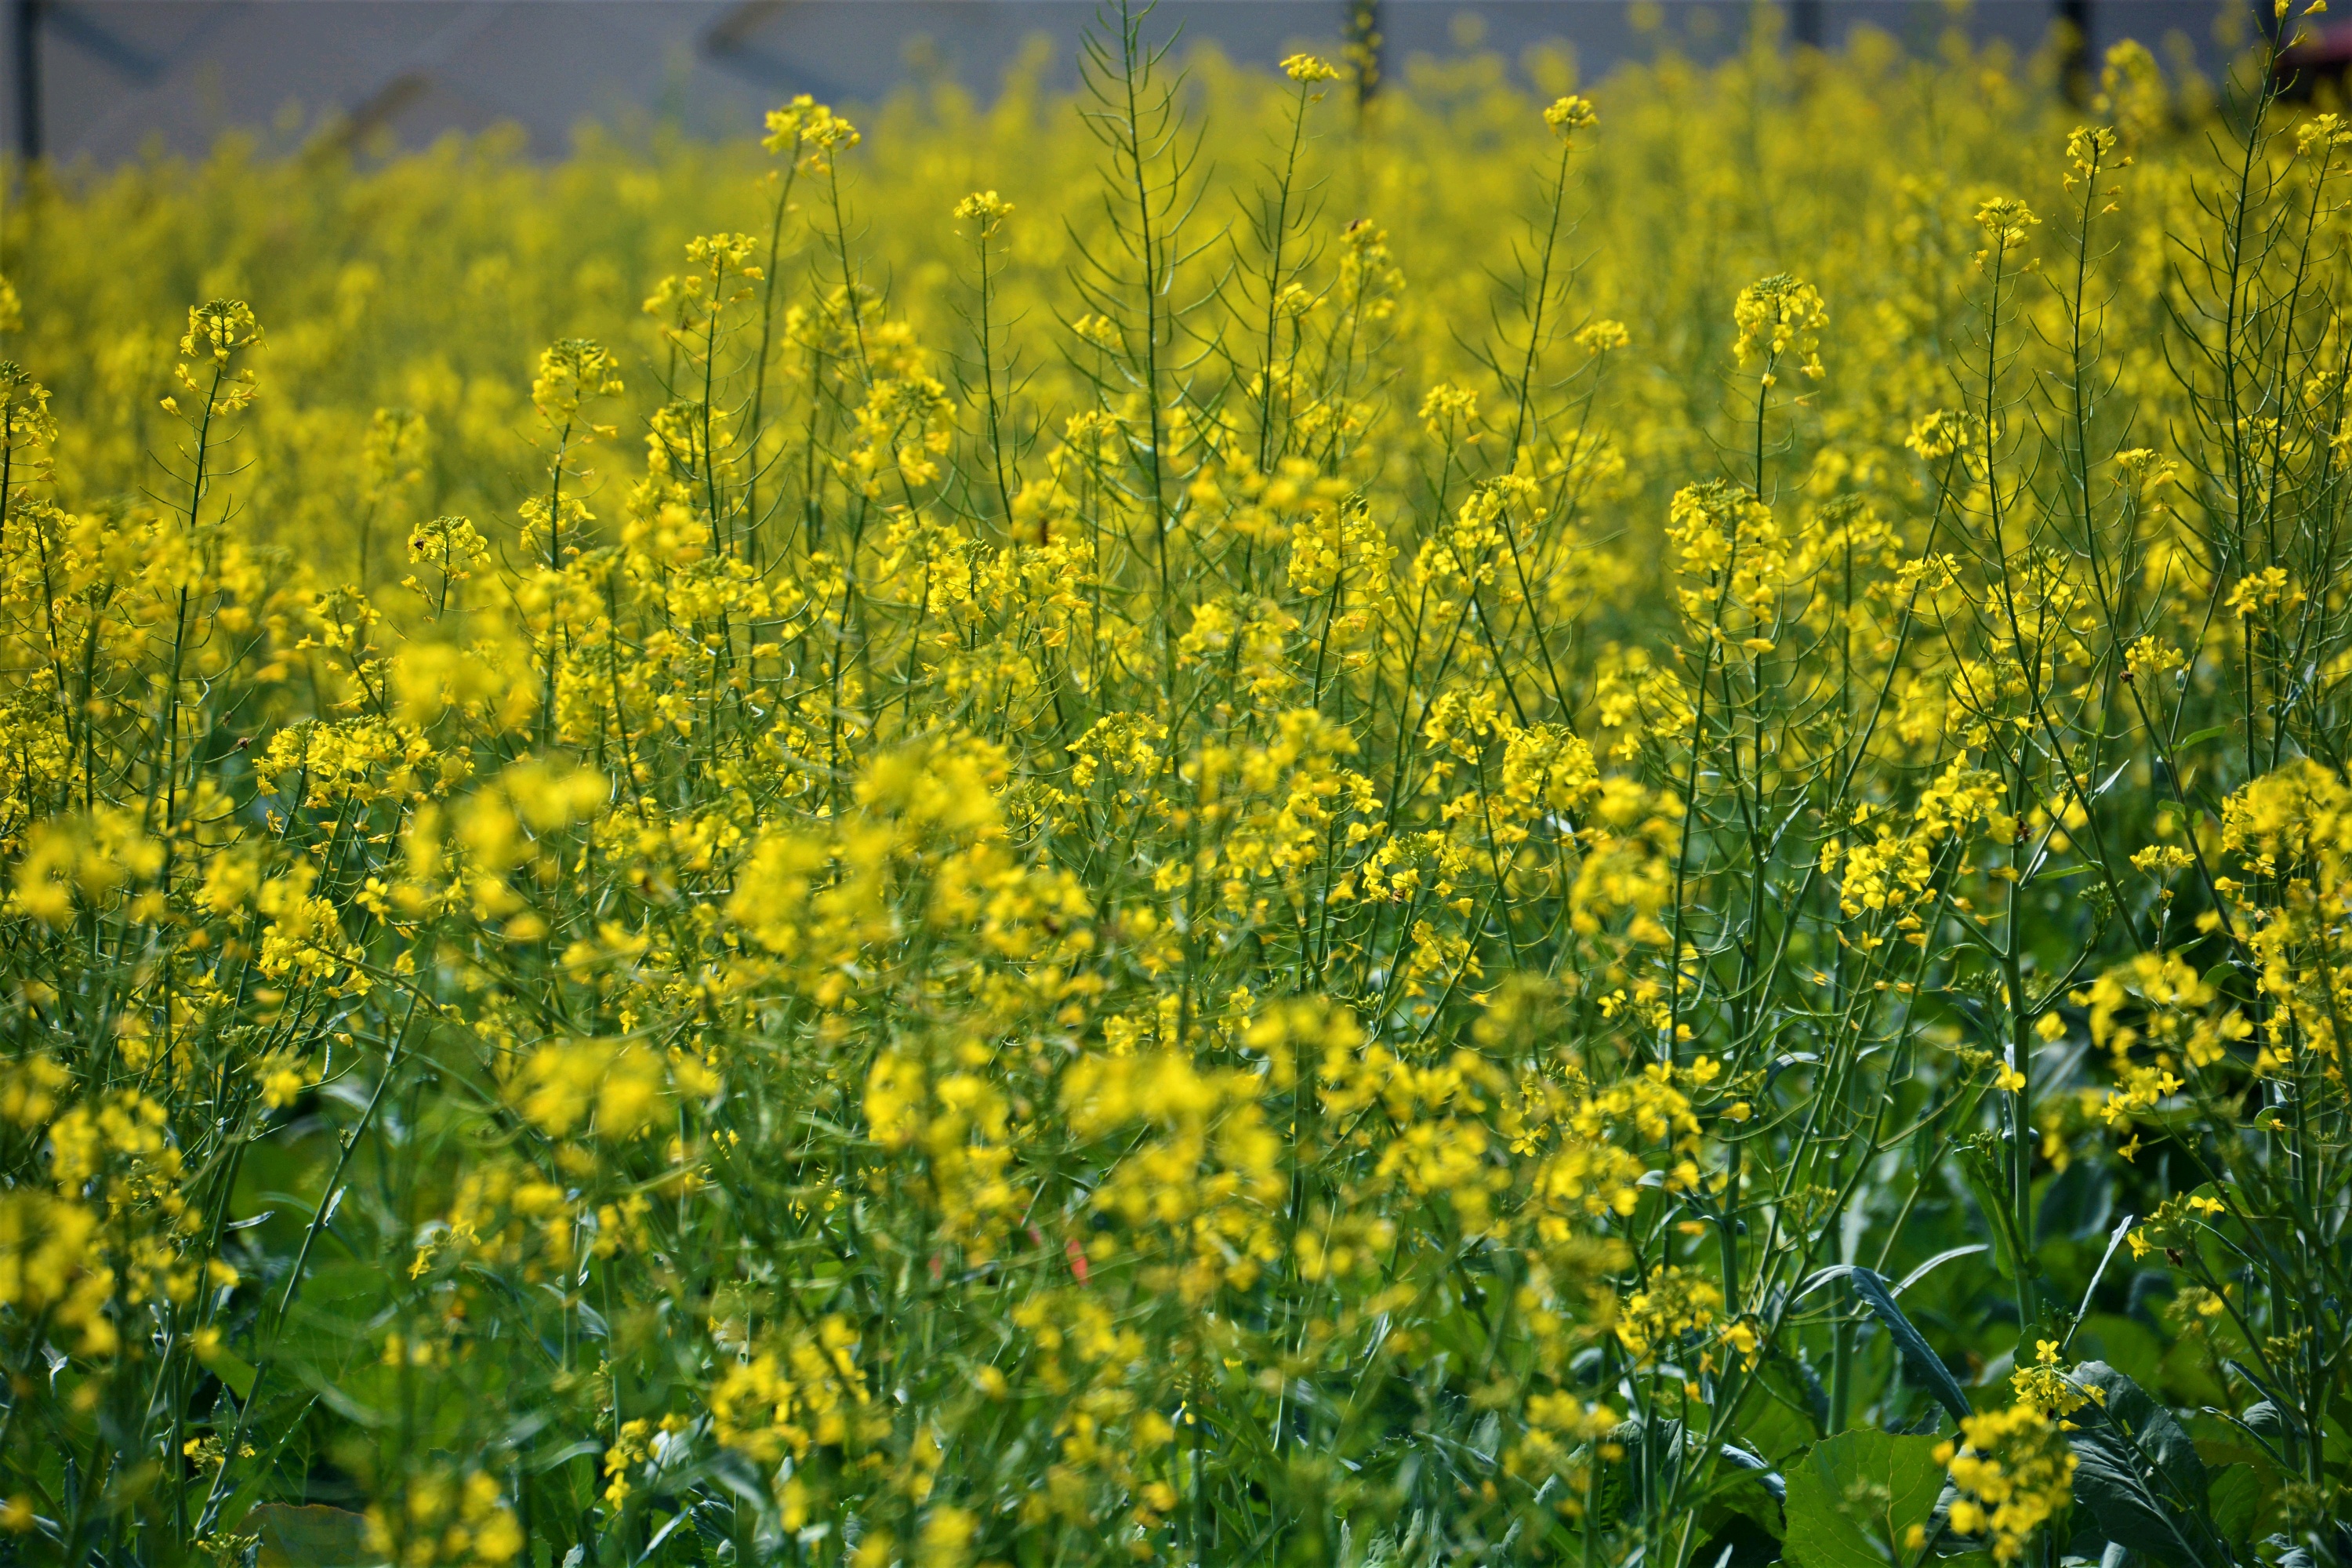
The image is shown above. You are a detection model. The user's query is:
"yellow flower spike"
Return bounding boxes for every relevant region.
[1573,319,1632,357]
[1973,196,2040,270]
[1939,1403,2079,1563]
[1613,1265,1723,1364]
[1543,94,1599,141]
[529,337,623,431]
[1732,274,1828,380]
[953,190,1014,237]
[179,298,262,365]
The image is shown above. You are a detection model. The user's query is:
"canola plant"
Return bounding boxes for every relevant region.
[0,5,2347,1567]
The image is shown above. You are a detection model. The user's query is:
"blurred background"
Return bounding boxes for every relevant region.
[0,0,2300,167]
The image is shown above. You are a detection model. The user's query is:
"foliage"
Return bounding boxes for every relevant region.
[0,5,2347,1568]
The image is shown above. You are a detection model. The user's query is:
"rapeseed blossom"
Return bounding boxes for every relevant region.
[0,14,2342,1568]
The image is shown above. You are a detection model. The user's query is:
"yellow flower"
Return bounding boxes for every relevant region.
[953,190,1014,235]
[1973,197,2040,268]
[1936,1402,2078,1563]
[1614,1264,1723,1363]
[1731,274,1828,380]
[1544,94,1599,140]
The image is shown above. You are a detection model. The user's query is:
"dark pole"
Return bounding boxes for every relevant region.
[1791,0,1824,49]
[1345,0,1384,119]
[2057,0,2092,104]
[10,0,38,162]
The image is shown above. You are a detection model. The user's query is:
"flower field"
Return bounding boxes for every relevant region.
[0,6,2347,1566]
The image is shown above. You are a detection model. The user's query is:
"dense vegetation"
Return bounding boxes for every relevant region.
[0,7,2346,1568]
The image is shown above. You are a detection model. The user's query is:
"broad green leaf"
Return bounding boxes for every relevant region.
[2157,1337,2227,1407]
[1709,1444,1788,1541]
[1732,1365,1822,1465]
[2074,1315,2164,1393]
[249,1502,376,1566]
[194,1336,258,1401]
[2073,1362,2206,1501]
[2204,1463,2273,1548]
[2036,1163,2114,1243]
[1783,1430,1948,1568]
[2068,1430,2198,1566]
[2065,1362,2210,1567]
[1700,1468,1789,1549]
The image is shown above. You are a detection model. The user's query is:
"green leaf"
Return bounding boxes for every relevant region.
[2074,1316,2164,1393]
[194,1337,258,1401]
[1848,1269,1973,1425]
[1736,1351,1828,1461]
[2068,1433,2198,1566]
[249,1502,376,1566]
[1783,1430,1949,1568]
[1703,1461,1788,1544]
[2157,1337,2227,1407]
[2233,1401,2286,1450]
[2073,1363,2206,1501]
[2064,1362,2211,1568]
[2203,1463,2273,1548]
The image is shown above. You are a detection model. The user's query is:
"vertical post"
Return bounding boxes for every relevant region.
[1791,0,1824,50]
[1345,0,1384,121]
[2057,0,2092,104]
[10,0,37,162]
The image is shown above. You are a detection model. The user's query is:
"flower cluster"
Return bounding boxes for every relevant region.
[0,17,2340,1568]
[1934,1404,2078,1564]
